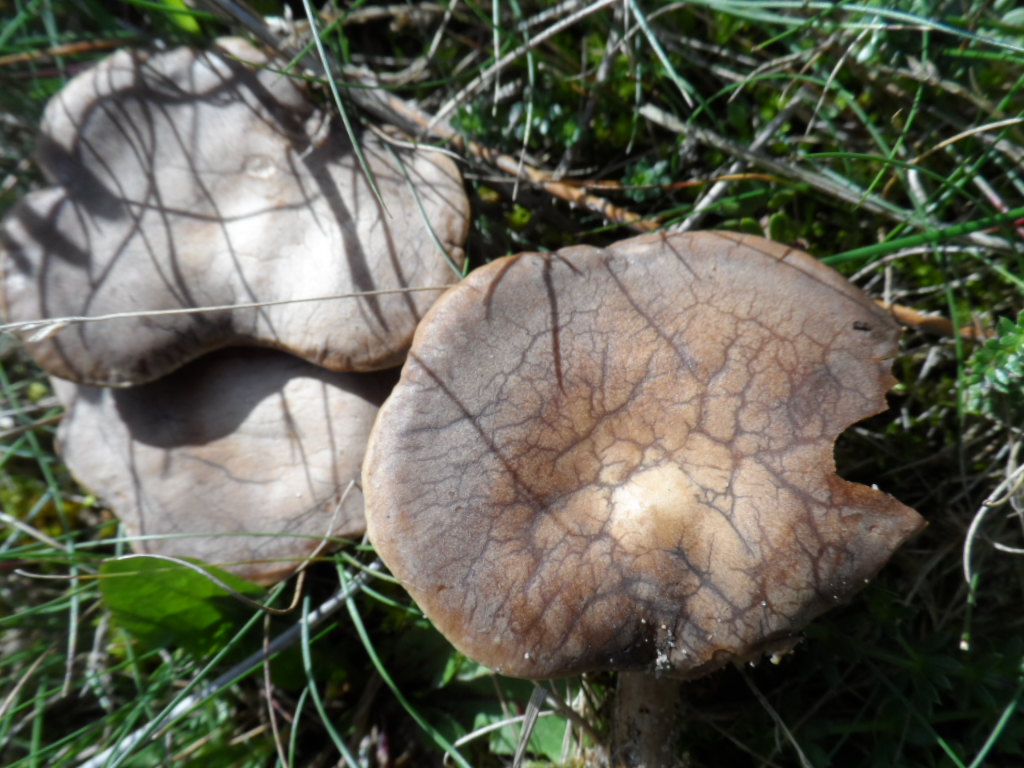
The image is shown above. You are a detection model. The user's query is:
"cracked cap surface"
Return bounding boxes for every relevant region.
[363,230,925,679]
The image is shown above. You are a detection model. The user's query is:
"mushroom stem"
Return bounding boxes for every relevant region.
[612,671,685,767]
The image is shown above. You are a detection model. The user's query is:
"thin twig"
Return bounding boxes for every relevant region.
[0,509,72,553]
[676,97,801,231]
[0,286,451,338]
[882,302,992,341]
[641,102,918,223]
[0,648,55,722]
[740,669,815,768]
[0,38,135,67]
[428,0,620,132]
[963,461,1024,586]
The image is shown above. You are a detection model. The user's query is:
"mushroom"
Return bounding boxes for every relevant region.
[53,347,392,585]
[363,231,925,763]
[0,37,470,584]
[0,37,469,386]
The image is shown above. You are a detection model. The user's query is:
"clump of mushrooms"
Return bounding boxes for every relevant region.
[0,38,469,583]
[363,230,925,763]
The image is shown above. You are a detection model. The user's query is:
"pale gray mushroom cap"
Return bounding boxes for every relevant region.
[364,231,925,680]
[54,348,390,585]
[1,38,469,386]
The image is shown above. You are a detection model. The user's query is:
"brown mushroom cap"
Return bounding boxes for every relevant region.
[363,231,925,680]
[1,38,469,386]
[54,348,391,585]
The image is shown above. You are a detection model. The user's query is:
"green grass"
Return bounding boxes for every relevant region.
[2,1,1024,765]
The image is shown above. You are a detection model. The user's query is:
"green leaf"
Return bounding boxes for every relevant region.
[152,0,201,35]
[486,708,567,762]
[99,556,265,658]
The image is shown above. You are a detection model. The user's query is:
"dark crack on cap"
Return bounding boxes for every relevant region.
[363,230,925,680]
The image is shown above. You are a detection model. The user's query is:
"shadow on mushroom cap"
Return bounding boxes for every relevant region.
[1,37,470,386]
[363,230,925,680]
[55,347,395,586]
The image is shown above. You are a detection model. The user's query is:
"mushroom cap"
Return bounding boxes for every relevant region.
[54,348,391,585]
[1,38,469,386]
[363,231,925,680]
